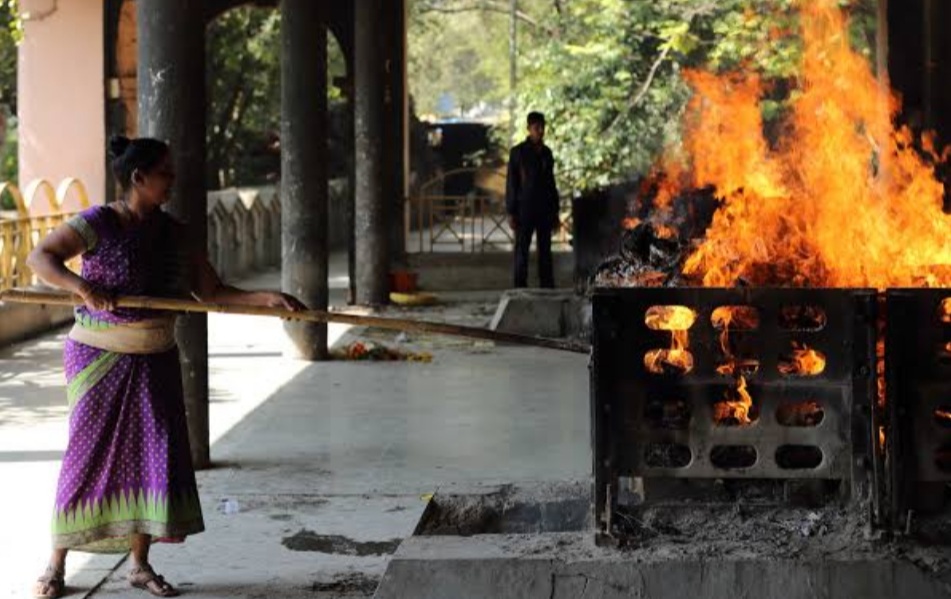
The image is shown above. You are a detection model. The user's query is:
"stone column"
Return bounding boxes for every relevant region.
[347,91,358,304]
[137,0,209,469]
[386,0,409,265]
[354,0,390,305]
[281,0,329,359]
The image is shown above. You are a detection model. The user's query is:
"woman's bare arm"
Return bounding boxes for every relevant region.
[191,253,306,311]
[26,224,115,311]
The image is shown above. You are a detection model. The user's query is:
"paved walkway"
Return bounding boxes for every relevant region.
[0,266,590,597]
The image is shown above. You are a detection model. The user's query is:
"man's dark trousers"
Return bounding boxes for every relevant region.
[514,220,554,288]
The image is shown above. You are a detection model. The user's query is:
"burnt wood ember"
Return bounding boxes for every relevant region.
[580,183,718,290]
[593,222,691,288]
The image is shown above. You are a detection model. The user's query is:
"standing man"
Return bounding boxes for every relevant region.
[505,111,560,288]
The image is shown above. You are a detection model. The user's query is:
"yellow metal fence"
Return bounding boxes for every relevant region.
[0,178,90,291]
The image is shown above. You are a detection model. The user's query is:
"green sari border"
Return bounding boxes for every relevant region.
[66,351,121,409]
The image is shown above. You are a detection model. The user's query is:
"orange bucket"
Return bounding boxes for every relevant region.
[389,271,418,294]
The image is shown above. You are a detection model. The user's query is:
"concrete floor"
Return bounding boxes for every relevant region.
[0,266,590,597]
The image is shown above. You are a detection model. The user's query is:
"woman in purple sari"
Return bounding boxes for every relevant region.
[28,136,305,598]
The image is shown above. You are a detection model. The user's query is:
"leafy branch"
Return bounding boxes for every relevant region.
[416,0,556,36]
[3,0,21,43]
[602,1,718,133]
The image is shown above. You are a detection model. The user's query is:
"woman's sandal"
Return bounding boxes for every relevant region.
[128,564,180,597]
[33,565,65,599]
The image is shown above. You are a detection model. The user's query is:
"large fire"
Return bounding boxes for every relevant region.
[650,0,951,288]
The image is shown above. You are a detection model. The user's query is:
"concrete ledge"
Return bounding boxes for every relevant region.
[377,533,951,599]
[489,289,591,339]
[0,300,73,347]
[407,253,574,291]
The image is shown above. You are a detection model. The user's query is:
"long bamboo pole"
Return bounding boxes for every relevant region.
[0,288,590,354]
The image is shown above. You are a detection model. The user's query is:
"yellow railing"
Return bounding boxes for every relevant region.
[0,178,91,291]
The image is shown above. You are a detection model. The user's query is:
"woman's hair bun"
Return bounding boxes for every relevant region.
[109,135,132,159]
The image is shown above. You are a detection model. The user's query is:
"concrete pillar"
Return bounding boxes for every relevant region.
[346,92,358,305]
[354,0,390,305]
[281,0,329,359]
[137,0,209,469]
[386,0,409,265]
[104,0,123,203]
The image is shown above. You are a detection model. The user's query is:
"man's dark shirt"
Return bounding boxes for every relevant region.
[505,139,559,226]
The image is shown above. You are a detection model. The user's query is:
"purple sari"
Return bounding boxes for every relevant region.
[52,205,203,553]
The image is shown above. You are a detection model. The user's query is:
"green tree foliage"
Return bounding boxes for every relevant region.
[206,7,281,189]
[408,0,876,191]
[205,7,348,189]
[0,0,16,115]
[408,0,555,118]
[518,0,877,191]
[0,0,18,207]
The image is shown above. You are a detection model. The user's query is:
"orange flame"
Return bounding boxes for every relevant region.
[941,298,951,323]
[779,342,827,376]
[714,375,755,425]
[654,224,678,240]
[711,306,760,331]
[712,306,760,376]
[936,409,951,423]
[622,217,641,231]
[777,400,824,426]
[645,333,694,375]
[645,306,697,330]
[654,0,951,288]
[644,306,696,374]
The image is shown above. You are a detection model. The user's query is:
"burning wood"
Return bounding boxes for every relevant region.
[619,0,951,290]
[645,305,697,330]
[595,221,690,288]
[778,342,827,377]
[712,306,760,377]
[644,306,696,375]
[644,337,694,375]
[716,360,760,377]
[777,400,825,427]
[780,305,827,331]
[712,306,759,331]
[713,375,755,426]
[941,298,951,323]
[621,217,640,230]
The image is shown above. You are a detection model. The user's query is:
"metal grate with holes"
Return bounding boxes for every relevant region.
[591,287,879,540]
[886,289,951,522]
